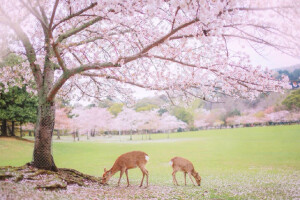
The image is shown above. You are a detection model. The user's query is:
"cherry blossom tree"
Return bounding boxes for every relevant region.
[194,118,209,128]
[227,114,269,125]
[111,107,144,140]
[265,110,290,122]
[71,107,113,134]
[111,108,135,137]
[158,112,187,131]
[0,0,299,170]
[113,108,154,139]
[112,108,187,134]
[54,107,72,136]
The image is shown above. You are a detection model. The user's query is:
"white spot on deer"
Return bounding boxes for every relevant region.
[145,155,149,161]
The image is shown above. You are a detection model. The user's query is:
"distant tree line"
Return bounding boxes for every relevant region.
[282,89,300,110]
[277,68,300,81]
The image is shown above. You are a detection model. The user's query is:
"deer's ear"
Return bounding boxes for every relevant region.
[104,168,107,172]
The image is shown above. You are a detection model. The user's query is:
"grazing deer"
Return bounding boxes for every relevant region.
[169,157,201,186]
[101,151,149,187]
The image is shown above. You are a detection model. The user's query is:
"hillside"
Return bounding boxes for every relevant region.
[274,64,300,73]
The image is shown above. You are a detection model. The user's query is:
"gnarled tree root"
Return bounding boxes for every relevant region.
[0,164,102,190]
[0,174,13,180]
[35,183,67,190]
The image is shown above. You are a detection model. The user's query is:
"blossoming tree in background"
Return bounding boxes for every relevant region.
[113,108,139,133]
[159,113,187,132]
[71,107,113,134]
[54,107,72,138]
[0,0,299,170]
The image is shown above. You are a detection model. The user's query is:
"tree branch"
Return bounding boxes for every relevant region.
[228,6,296,12]
[183,89,225,103]
[147,55,205,69]
[37,2,49,26]
[0,8,42,89]
[52,2,98,30]
[19,0,47,28]
[51,15,103,72]
[222,34,293,56]
[64,36,103,47]
[147,55,276,90]
[49,0,59,29]
[80,72,157,90]
[171,6,180,30]
[52,43,68,72]
[56,16,102,43]
[119,18,199,64]
[47,62,119,101]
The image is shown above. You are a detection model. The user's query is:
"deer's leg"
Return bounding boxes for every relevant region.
[125,169,130,187]
[139,166,145,187]
[117,168,125,186]
[139,165,149,187]
[142,168,149,188]
[140,172,145,187]
[145,168,149,187]
[188,172,196,186]
[172,169,179,186]
[184,172,187,186]
[171,169,176,185]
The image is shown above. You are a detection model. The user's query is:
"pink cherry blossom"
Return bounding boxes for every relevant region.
[0,0,298,103]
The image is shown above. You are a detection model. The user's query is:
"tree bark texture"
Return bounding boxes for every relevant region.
[32,101,58,171]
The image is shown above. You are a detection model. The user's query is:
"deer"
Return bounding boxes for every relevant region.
[101,151,149,187]
[169,157,201,186]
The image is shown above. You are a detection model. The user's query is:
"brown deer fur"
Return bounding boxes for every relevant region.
[170,157,201,186]
[101,151,149,187]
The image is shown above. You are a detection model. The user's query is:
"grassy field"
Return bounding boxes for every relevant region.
[1,125,300,199]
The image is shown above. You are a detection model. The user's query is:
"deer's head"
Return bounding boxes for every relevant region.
[101,168,112,184]
[193,172,201,186]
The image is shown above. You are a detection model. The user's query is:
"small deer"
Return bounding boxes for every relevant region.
[101,151,149,187]
[169,157,201,186]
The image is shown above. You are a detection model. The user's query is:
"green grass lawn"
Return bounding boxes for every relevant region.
[1,125,300,199]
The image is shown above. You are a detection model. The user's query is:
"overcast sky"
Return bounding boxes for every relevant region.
[245,45,300,69]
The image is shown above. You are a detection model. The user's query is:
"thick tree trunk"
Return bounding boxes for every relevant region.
[32,102,58,171]
[1,120,8,136]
